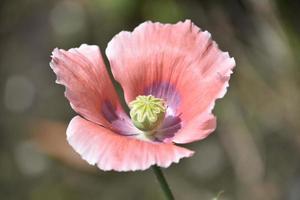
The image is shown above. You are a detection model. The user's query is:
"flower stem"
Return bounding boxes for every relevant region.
[152,165,175,200]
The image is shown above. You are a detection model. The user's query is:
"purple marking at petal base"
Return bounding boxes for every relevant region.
[144,82,183,141]
[155,115,182,142]
[101,101,139,136]
[144,82,181,116]
[101,100,119,122]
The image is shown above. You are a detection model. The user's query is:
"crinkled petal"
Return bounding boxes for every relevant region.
[172,113,216,144]
[50,44,123,127]
[106,20,235,143]
[67,116,194,171]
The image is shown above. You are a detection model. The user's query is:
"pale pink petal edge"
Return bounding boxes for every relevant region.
[67,116,194,171]
[172,113,217,144]
[173,55,235,144]
[50,44,122,127]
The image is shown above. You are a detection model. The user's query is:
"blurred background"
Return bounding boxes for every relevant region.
[1,0,300,199]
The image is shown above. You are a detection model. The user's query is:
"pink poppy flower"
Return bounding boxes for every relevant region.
[50,20,235,171]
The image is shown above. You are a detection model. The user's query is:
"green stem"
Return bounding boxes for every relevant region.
[152,165,175,200]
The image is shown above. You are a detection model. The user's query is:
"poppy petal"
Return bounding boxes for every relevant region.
[172,113,216,144]
[50,44,123,127]
[67,116,194,171]
[106,20,235,143]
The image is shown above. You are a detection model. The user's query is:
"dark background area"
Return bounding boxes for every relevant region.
[1,0,300,199]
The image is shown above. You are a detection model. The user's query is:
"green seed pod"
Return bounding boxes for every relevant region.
[129,95,166,132]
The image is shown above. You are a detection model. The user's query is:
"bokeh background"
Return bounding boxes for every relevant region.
[1,0,300,199]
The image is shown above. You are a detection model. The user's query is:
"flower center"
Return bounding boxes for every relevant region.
[129,95,166,132]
